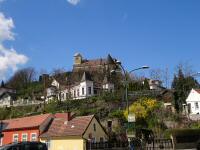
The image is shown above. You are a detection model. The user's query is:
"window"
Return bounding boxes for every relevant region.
[77,89,80,97]
[88,87,92,95]
[195,102,199,109]
[74,90,76,98]
[31,133,37,141]
[94,89,97,95]
[61,93,64,100]
[93,123,96,132]
[91,137,96,143]
[13,134,18,143]
[82,88,85,95]
[22,133,28,141]
[100,137,104,142]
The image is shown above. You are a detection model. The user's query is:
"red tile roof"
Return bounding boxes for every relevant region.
[40,114,94,138]
[3,114,52,131]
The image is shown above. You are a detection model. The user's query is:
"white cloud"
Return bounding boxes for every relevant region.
[0,13,14,42]
[67,0,80,6]
[0,12,28,80]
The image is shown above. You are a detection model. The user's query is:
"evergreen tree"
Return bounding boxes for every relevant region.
[172,68,200,112]
[143,79,150,90]
[1,81,4,87]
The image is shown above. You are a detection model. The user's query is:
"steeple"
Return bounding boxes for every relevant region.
[81,72,92,82]
[107,54,115,65]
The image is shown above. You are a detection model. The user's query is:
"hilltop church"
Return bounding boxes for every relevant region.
[73,53,117,73]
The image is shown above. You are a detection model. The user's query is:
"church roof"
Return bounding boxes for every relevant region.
[74,53,82,57]
[107,54,115,64]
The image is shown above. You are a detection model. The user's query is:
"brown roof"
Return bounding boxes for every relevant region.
[40,114,94,138]
[194,89,200,94]
[3,114,52,131]
[76,59,107,67]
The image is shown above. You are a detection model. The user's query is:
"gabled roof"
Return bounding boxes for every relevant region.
[40,115,94,138]
[74,53,82,57]
[81,72,92,82]
[2,114,52,131]
[0,92,16,100]
[194,89,200,94]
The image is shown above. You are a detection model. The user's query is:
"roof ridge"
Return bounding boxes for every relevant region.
[3,113,51,121]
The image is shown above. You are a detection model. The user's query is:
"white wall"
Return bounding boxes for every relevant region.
[186,89,200,114]
[51,79,60,89]
[0,95,11,107]
[103,83,114,92]
[60,81,94,100]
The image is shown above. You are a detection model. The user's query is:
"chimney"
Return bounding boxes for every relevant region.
[54,112,73,121]
[66,112,71,121]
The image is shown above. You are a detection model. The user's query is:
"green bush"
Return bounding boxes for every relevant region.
[108,110,124,119]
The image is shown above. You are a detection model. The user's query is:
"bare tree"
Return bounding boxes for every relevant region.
[175,61,194,77]
[51,68,66,77]
[7,67,36,89]
[149,68,162,81]
[163,67,170,88]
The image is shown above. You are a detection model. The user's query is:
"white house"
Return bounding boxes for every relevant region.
[148,79,163,90]
[186,89,200,115]
[102,76,114,92]
[51,79,60,89]
[46,72,115,101]
[46,86,58,102]
[60,72,94,100]
[0,92,16,107]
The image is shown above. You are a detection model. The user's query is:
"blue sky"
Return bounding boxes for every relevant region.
[0,0,200,84]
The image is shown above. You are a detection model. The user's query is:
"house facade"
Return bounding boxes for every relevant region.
[46,72,114,102]
[0,86,16,107]
[1,114,53,146]
[186,89,200,115]
[148,79,163,90]
[0,92,16,107]
[40,113,108,150]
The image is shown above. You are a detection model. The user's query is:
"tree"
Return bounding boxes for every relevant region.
[124,98,158,119]
[149,69,162,81]
[172,68,200,112]
[1,81,5,87]
[143,78,150,90]
[6,67,38,98]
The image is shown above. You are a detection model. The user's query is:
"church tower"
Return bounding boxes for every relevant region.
[74,53,82,65]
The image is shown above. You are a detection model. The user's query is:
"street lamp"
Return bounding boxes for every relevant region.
[111,60,149,148]
[111,61,149,115]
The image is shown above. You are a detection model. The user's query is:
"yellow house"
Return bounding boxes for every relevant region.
[40,113,108,150]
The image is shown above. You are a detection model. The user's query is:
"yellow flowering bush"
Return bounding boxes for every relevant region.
[124,97,158,120]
